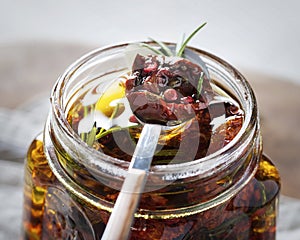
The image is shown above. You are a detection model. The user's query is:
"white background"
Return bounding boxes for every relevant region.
[1,0,300,84]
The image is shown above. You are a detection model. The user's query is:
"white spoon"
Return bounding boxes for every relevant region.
[100,46,210,240]
[101,123,161,240]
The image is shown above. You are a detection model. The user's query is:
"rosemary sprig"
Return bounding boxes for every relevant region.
[175,33,186,57]
[140,22,207,57]
[197,72,204,99]
[80,103,123,145]
[95,103,121,140]
[95,126,122,140]
[86,123,98,147]
[176,22,207,57]
[83,24,208,145]
[139,43,165,56]
[79,106,98,147]
[140,23,207,100]
[148,37,173,56]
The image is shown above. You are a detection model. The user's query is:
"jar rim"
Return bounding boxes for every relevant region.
[50,41,257,177]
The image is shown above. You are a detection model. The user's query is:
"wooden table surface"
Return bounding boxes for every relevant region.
[246,71,300,199]
[1,43,299,199]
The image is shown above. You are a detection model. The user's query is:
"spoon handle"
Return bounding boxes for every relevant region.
[101,124,161,240]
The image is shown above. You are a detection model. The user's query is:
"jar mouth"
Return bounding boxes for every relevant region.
[50,42,257,178]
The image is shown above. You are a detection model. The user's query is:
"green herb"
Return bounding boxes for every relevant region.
[176,22,207,57]
[95,126,122,140]
[80,106,90,143]
[141,22,207,57]
[197,72,204,99]
[84,105,89,118]
[153,149,180,157]
[140,43,165,56]
[148,37,173,56]
[95,103,122,140]
[84,24,208,144]
[258,181,267,205]
[86,123,98,147]
[175,33,185,57]
[141,23,207,99]
[79,106,98,146]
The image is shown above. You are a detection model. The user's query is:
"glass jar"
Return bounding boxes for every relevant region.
[22,43,280,240]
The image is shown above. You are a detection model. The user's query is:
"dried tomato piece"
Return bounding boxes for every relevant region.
[125,54,213,125]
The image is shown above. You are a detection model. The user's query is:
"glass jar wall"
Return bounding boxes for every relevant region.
[22,43,280,240]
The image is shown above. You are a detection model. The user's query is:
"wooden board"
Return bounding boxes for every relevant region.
[244,71,300,199]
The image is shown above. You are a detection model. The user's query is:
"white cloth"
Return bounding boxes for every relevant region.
[0,97,49,161]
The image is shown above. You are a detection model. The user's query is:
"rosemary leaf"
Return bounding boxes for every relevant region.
[197,72,204,99]
[176,22,207,57]
[86,123,97,147]
[154,149,179,157]
[95,126,122,140]
[80,132,87,142]
[140,43,166,56]
[95,103,121,140]
[83,105,89,117]
[148,37,173,56]
[175,33,186,56]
